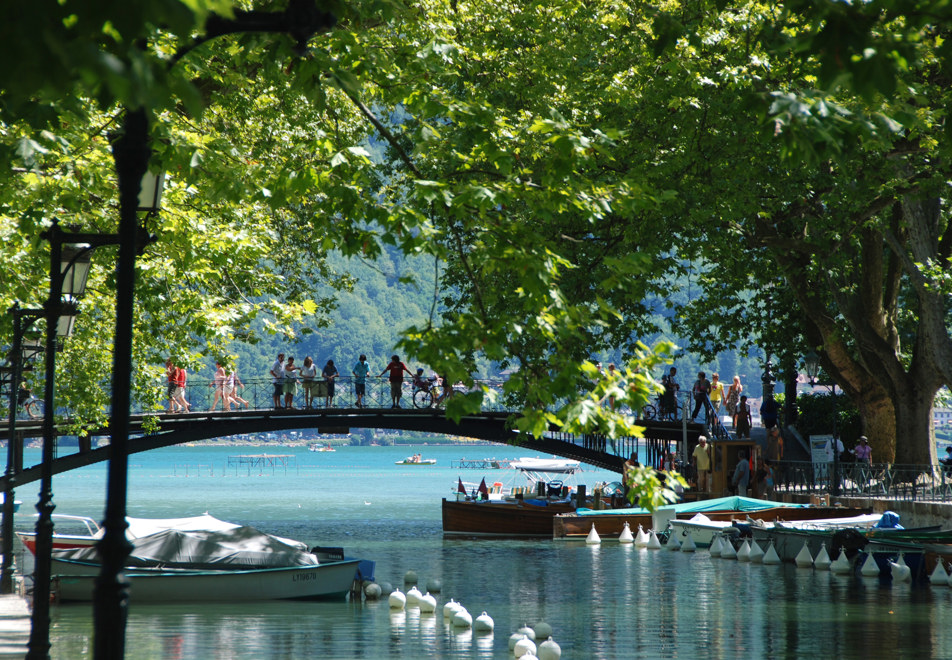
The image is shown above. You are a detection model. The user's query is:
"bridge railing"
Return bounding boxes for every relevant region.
[770,460,952,502]
[137,377,515,414]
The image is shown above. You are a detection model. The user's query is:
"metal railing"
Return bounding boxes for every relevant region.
[771,460,952,502]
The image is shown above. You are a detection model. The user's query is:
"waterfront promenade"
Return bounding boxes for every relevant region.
[0,595,30,658]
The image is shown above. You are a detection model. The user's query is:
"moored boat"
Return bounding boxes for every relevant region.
[395,456,436,465]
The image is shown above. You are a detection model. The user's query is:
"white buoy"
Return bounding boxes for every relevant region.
[647,530,662,550]
[861,552,881,578]
[533,620,553,640]
[474,611,494,632]
[452,608,473,628]
[516,624,537,641]
[720,538,737,560]
[931,561,950,586]
[665,530,681,551]
[509,632,527,651]
[709,535,722,557]
[889,553,912,583]
[388,589,406,610]
[514,636,538,659]
[748,540,765,563]
[619,522,634,544]
[586,524,601,545]
[419,592,437,613]
[404,569,418,585]
[737,540,752,562]
[680,532,697,553]
[795,542,814,568]
[634,524,649,547]
[539,637,562,660]
[830,549,852,575]
[814,543,832,570]
[405,585,422,607]
[443,598,462,619]
[426,577,442,593]
[364,582,382,600]
[762,541,781,565]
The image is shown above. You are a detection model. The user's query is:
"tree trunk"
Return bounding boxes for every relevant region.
[892,380,937,465]
[855,385,897,463]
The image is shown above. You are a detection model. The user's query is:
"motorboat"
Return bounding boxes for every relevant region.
[395,457,437,465]
[442,457,582,537]
[309,444,336,452]
[47,521,374,602]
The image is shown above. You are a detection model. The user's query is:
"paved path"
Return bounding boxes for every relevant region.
[0,594,30,658]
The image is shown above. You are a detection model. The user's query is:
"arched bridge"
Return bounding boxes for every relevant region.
[0,404,705,490]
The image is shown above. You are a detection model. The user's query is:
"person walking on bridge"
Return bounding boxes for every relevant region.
[210,361,226,411]
[171,364,190,413]
[352,354,370,408]
[270,353,286,409]
[381,355,412,408]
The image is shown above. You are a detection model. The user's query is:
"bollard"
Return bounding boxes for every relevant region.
[576,484,587,508]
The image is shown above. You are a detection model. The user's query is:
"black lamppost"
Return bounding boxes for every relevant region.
[803,350,840,497]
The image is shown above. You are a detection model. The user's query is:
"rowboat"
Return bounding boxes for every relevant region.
[50,524,370,602]
[442,457,582,537]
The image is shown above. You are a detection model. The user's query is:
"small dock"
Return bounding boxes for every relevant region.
[451,458,512,470]
[227,454,296,475]
[0,593,31,657]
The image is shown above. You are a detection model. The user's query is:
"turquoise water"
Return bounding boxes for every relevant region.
[12,443,952,659]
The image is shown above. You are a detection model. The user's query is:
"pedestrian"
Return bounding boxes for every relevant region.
[172,364,190,413]
[726,375,743,428]
[853,436,872,465]
[734,395,752,439]
[165,359,178,412]
[690,371,711,422]
[322,359,339,407]
[709,373,725,420]
[731,450,750,496]
[766,427,782,462]
[762,459,776,500]
[352,354,370,408]
[224,368,249,410]
[660,367,679,419]
[622,452,640,500]
[17,382,40,419]
[210,361,226,410]
[754,457,768,498]
[283,356,299,409]
[760,395,779,429]
[380,355,412,408]
[299,356,318,409]
[270,352,285,409]
[692,436,711,492]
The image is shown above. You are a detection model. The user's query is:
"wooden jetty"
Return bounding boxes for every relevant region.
[451,458,512,469]
[227,454,296,475]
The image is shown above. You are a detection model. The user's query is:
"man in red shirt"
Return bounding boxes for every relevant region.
[380,355,412,408]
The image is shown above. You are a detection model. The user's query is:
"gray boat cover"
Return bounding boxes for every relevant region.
[56,525,319,569]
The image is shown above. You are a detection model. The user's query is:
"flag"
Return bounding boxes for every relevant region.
[457,477,466,495]
[477,477,489,500]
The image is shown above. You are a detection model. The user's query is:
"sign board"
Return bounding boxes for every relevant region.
[811,435,833,479]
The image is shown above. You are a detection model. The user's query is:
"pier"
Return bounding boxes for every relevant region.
[450,458,512,470]
[226,454,296,475]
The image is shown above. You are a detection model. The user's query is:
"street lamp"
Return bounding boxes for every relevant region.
[803,350,840,496]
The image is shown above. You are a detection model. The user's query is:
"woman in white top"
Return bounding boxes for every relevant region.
[299,356,318,409]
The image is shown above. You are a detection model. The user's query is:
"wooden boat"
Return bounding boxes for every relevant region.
[51,558,362,602]
[443,457,582,537]
[553,496,871,540]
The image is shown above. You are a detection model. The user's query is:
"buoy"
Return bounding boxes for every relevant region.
[720,538,737,560]
[426,577,442,593]
[509,632,527,651]
[889,553,912,583]
[748,540,765,563]
[634,524,649,547]
[665,530,681,551]
[814,543,832,570]
[794,542,814,568]
[364,582,382,600]
[514,636,538,659]
[647,530,662,550]
[737,540,751,562]
[709,535,722,557]
[474,611,494,632]
[388,589,406,610]
[680,532,697,553]
[619,522,634,544]
[452,608,473,628]
[931,561,949,586]
[586,524,601,545]
[378,581,394,596]
[405,585,422,607]
[516,624,537,641]
[539,636,562,660]
[443,598,462,619]
[533,620,553,640]
[762,542,781,565]
[419,592,437,613]
[830,549,852,575]
[861,552,881,578]
[404,569,418,585]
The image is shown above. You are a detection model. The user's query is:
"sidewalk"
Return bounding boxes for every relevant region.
[0,594,30,658]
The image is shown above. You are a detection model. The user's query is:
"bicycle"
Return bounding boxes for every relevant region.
[413,378,452,409]
[641,394,681,422]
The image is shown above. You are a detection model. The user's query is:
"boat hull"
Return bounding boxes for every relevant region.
[442,498,575,537]
[51,559,362,602]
